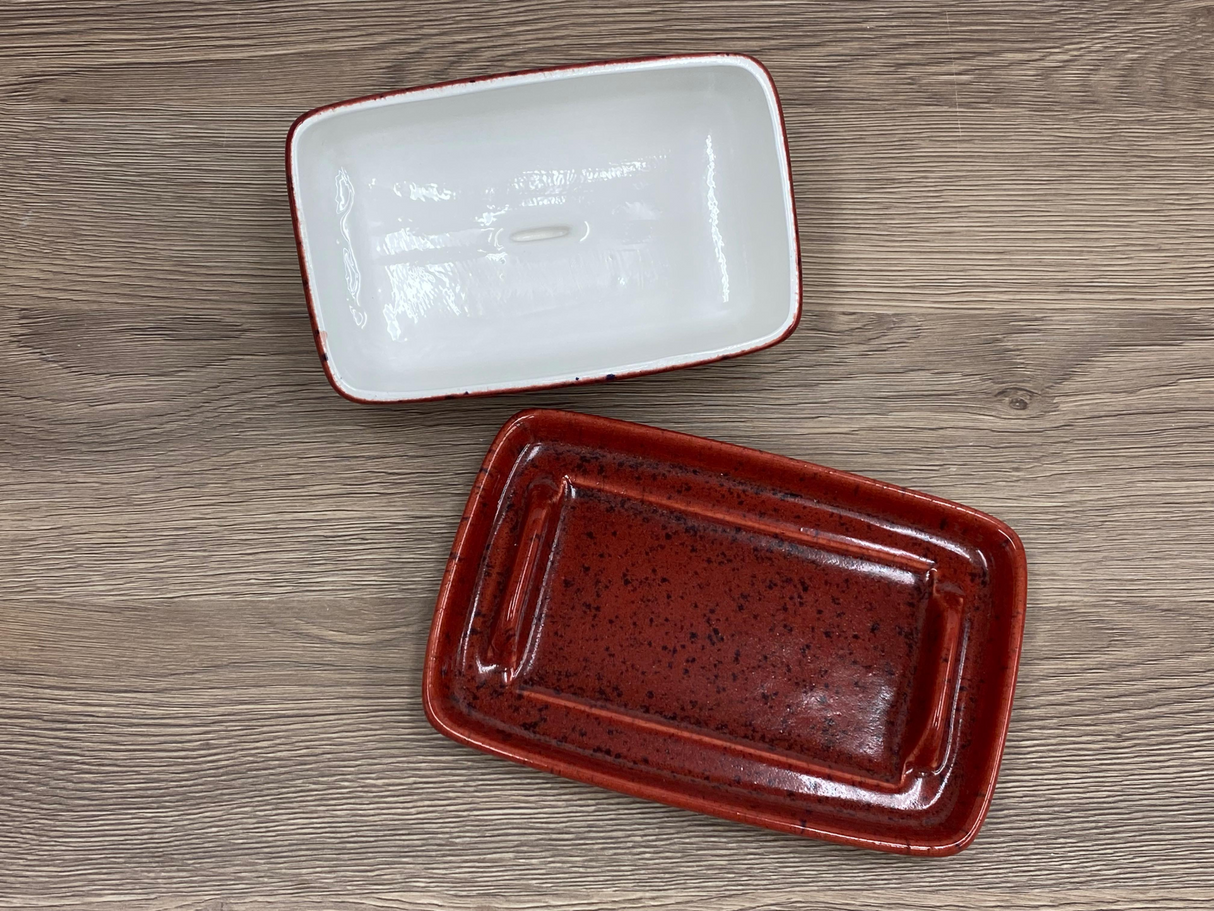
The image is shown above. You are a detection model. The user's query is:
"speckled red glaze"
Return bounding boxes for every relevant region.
[423,410,1027,855]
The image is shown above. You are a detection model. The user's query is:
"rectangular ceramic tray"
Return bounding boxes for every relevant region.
[287,55,800,402]
[423,410,1028,855]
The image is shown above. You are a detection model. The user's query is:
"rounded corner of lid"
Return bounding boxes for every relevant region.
[745,293,803,358]
[780,292,805,342]
[286,107,320,159]
[728,54,782,95]
[322,366,380,405]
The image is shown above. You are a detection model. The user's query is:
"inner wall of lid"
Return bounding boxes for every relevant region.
[291,60,795,398]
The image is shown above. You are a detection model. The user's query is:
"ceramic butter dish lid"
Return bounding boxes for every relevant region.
[287,55,800,402]
[423,410,1028,855]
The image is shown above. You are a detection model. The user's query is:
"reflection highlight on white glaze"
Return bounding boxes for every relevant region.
[334,168,367,329]
[511,160,653,195]
[477,204,510,227]
[409,181,456,201]
[382,245,656,339]
[520,195,567,208]
[511,160,659,209]
[619,200,659,220]
[380,225,490,256]
[384,262,466,337]
[390,180,456,200]
[705,134,730,303]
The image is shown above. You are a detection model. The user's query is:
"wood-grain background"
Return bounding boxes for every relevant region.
[2,2,1213,909]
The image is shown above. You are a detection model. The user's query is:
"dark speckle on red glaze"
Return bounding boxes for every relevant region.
[422,409,1029,856]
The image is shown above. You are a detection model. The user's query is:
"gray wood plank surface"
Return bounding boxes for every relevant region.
[2,2,1212,909]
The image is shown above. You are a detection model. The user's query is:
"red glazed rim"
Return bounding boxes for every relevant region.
[284,54,803,404]
[423,409,1029,855]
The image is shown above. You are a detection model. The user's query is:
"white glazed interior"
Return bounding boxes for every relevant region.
[290,56,798,401]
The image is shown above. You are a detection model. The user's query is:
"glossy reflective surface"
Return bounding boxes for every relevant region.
[424,410,1028,855]
[288,56,799,402]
